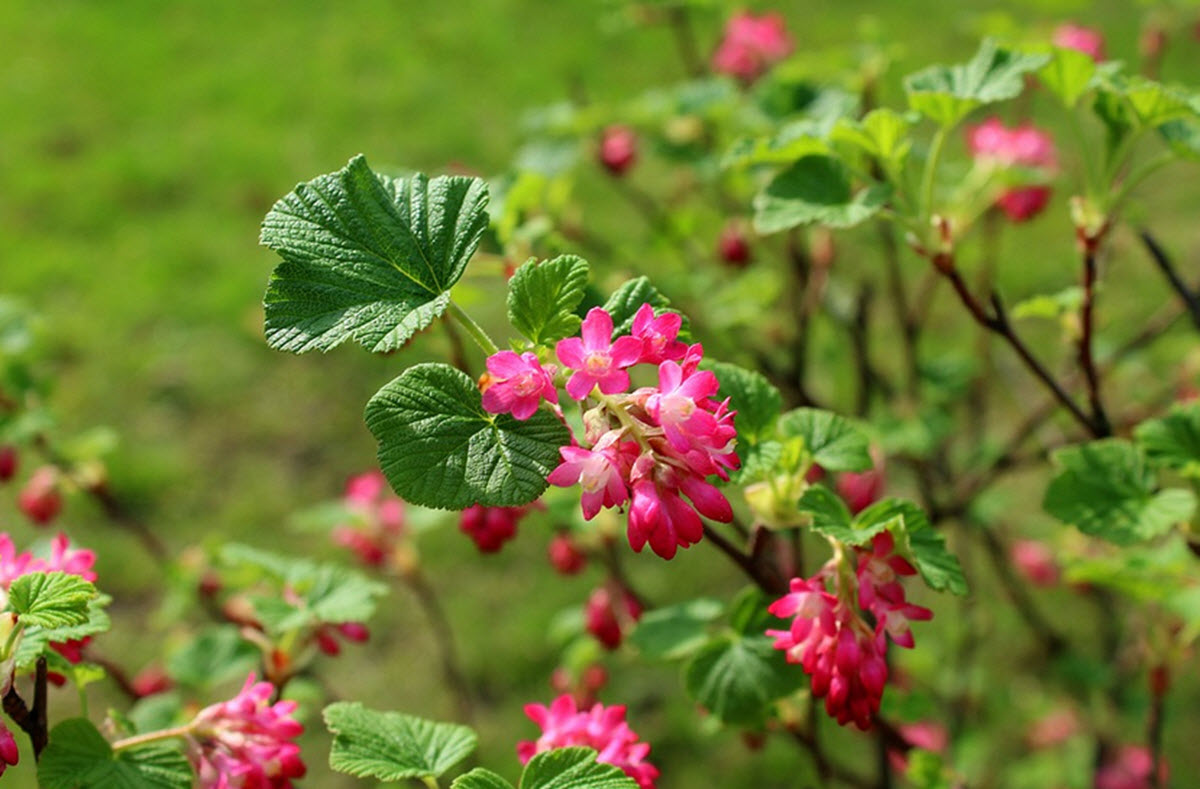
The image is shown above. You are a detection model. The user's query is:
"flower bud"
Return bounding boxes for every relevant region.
[18,466,62,526]
[0,446,16,482]
[547,532,588,575]
[717,223,752,268]
[598,126,638,176]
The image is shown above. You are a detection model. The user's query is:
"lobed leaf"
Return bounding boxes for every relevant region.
[38,718,191,789]
[776,408,872,472]
[904,40,1049,126]
[601,277,679,337]
[1134,402,1200,477]
[365,363,569,509]
[324,702,478,782]
[753,155,889,233]
[261,155,489,353]
[683,634,804,726]
[508,255,590,346]
[8,571,97,630]
[628,598,723,661]
[520,747,638,789]
[453,768,516,789]
[704,361,782,442]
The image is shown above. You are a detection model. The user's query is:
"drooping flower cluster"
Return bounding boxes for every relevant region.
[1053,23,1106,62]
[187,673,306,789]
[767,532,932,729]
[584,585,643,650]
[492,304,738,560]
[459,504,530,553]
[712,11,794,84]
[518,694,659,789]
[331,470,405,567]
[966,117,1058,222]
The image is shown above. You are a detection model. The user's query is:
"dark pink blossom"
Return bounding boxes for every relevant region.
[967,117,1058,222]
[480,351,558,420]
[518,694,659,789]
[629,304,686,365]
[188,673,305,789]
[548,532,588,575]
[18,466,62,526]
[0,722,16,777]
[584,586,643,650]
[0,447,16,482]
[718,222,752,267]
[557,309,643,400]
[1054,23,1106,62]
[459,504,526,553]
[598,126,638,176]
[547,434,634,520]
[712,11,794,84]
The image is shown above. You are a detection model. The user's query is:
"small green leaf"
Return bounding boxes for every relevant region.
[727,586,776,636]
[324,702,478,782]
[831,109,915,170]
[1134,403,1200,477]
[753,155,890,233]
[904,40,1049,126]
[8,572,96,629]
[601,277,678,337]
[1044,439,1197,545]
[723,125,831,168]
[520,747,638,789]
[1036,45,1097,108]
[1011,287,1084,321]
[508,256,590,345]
[799,485,885,545]
[453,768,516,789]
[629,598,723,660]
[704,361,782,442]
[39,718,192,789]
[684,634,804,726]
[366,363,568,509]
[261,155,489,353]
[776,408,872,472]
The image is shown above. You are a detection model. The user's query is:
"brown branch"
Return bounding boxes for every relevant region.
[665,4,705,79]
[702,524,786,594]
[786,722,874,789]
[1078,247,1111,436]
[1147,665,1167,789]
[1139,230,1200,331]
[5,658,50,759]
[977,525,1068,657]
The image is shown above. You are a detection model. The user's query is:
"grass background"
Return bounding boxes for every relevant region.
[3,0,1200,786]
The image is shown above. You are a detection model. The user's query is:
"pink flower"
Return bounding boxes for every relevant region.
[518,694,659,789]
[0,722,16,777]
[712,11,793,84]
[1054,23,1106,62]
[480,351,558,420]
[1095,745,1167,789]
[598,126,638,176]
[548,532,588,575]
[967,118,1058,222]
[645,362,721,453]
[629,305,686,365]
[333,470,406,567]
[0,533,96,587]
[1011,539,1059,587]
[584,586,643,650]
[556,309,643,400]
[188,673,305,789]
[18,466,62,526]
[547,432,634,520]
[459,504,525,553]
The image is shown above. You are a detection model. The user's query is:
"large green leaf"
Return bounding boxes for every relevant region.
[1044,439,1197,545]
[904,40,1049,126]
[684,634,804,726]
[704,361,782,442]
[1134,403,1200,477]
[776,408,872,472]
[324,702,477,782]
[166,626,258,689]
[38,718,192,789]
[508,256,590,346]
[261,155,489,353]
[521,747,638,789]
[753,155,889,233]
[366,363,568,509]
[7,571,96,629]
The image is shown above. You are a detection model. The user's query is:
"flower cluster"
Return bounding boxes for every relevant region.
[501,305,739,560]
[712,11,793,84]
[518,694,658,789]
[187,673,306,789]
[332,470,405,567]
[0,532,96,590]
[767,532,931,729]
[966,117,1058,222]
[459,504,530,553]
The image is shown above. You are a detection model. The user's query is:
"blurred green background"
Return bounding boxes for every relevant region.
[3,1,1200,787]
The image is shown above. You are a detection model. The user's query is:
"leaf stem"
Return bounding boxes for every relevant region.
[447,302,499,356]
[112,723,196,752]
[920,125,951,220]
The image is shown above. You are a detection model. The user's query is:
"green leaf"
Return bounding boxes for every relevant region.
[684,634,804,726]
[521,747,638,789]
[799,485,884,545]
[166,626,258,689]
[776,408,872,472]
[628,598,722,660]
[261,155,489,353]
[366,363,568,509]
[8,572,96,629]
[15,593,112,671]
[453,768,516,789]
[831,109,915,170]
[1044,439,1197,545]
[727,586,776,636]
[38,718,192,789]
[1037,45,1097,108]
[753,155,890,233]
[324,702,478,782]
[904,40,1049,126]
[1134,403,1200,477]
[601,277,677,337]
[704,361,782,442]
[508,255,590,345]
[1011,287,1084,321]
[1159,119,1200,160]
[722,125,830,168]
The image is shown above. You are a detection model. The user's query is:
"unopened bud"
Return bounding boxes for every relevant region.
[0,446,16,482]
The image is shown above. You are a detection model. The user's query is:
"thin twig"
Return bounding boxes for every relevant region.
[1077,247,1111,436]
[786,723,874,788]
[702,525,786,594]
[1139,229,1200,331]
[665,4,705,78]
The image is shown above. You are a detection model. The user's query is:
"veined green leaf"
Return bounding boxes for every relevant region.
[324,702,477,782]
